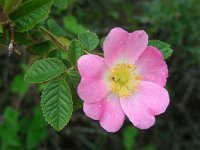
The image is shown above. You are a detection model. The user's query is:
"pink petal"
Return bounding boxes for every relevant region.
[83,100,106,120]
[77,77,109,103]
[78,54,108,78]
[120,81,169,129]
[103,27,148,66]
[99,94,125,132]
[136,46,168,87]
[139,81,169,115]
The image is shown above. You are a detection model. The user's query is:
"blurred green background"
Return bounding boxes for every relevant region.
[0,0,200,149]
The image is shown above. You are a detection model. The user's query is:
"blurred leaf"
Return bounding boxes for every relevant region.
[40,26,70,50]
[0,23,3,33]
[63,16,86,35]
[24,58,66,83]
[3,0,22,14]
[144,145,155,150]
[53,0,68,10]
[65,70,82,110]
[123,126,138,150]
[28,41,53,56]
[99,37,105,49]
[9,0,53,31]
[78,31,99,51]
[67,40,84,65]
[148,40,173,59]
[48,49,62,58]
[47,18,66,36]
[14,32,32,45]
[41,79,73,131]
[0,0,6,7]
[0,107,21,149]
[26,105,48,149]
[11,74,29,95]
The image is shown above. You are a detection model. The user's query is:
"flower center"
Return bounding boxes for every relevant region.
[109,63,142,98]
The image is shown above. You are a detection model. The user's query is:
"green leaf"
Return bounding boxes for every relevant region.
[41,79,73,131]
[65,70,82,110]
[0,23,3,33]
[11,74,29,95]
[144,145,155,150]
[148,40,173,59]
[53,0,68,10]
[123,126,138,150]
[63,16,86,35]
[27,105,48,149]
[9,0,53,32]
[66,70,80,88]
[4,0,22,14]
[40,27,70,50]
[24,58,66,83]
[78,31,99,51]
[0,0,6,7]
[28,41,53,56]
[0,107,21,149]
[67,40,84,65]
[47,18,66,36]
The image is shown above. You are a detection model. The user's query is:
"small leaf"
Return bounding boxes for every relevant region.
[0,23,3,33]
[9,0,53,32]
[65,70,82,110]
[11,74,29,95]
[27,105,48,149]
[148,40,173,59]
[63,16,86,35]
[40,27,70,50]
[0,0,6,7]
[53,0,68,10]
[28,41,53,56]
[41,79,73,131]
[66,70,80,87]
[78,31,99,51]
[4,0,22,14]
[123,126,138,150]
[47,18,66,36]
[144,145,155,150]
[0,107,21,149]
[67,40,84,65]
[24,58,66,83]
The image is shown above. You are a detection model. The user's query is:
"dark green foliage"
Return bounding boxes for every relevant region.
[0,0,199,149]
[9,0,53,31]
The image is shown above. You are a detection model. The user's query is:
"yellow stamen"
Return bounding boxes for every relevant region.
[109,63,141,98]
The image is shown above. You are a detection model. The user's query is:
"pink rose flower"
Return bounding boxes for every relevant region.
[77,27,169,132]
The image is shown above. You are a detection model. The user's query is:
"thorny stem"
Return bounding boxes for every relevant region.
[8,23,21,56]
[10,23,15,43]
